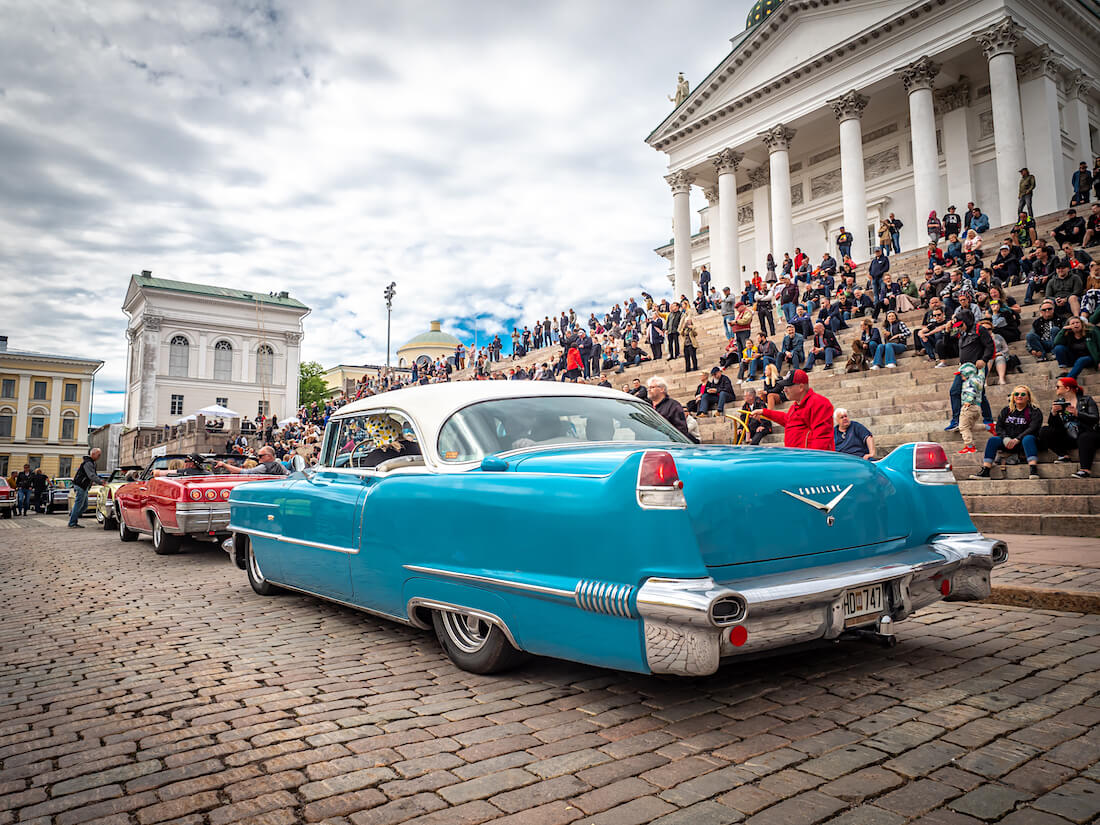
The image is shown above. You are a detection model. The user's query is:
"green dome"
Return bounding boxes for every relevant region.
[746,0,782,28]
[398,320,460,351]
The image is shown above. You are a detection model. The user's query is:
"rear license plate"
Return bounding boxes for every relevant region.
[843,584,885,627]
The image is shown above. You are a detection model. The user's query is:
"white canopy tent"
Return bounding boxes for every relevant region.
[194,404,241,418]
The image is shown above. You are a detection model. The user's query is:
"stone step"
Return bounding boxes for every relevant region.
[957,478,1100,494]
[970,513,1100,538]
[962,494,1100,515]
[953,462,1086,480]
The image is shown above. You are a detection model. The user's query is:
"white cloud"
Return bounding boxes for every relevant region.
[0,0,754,416]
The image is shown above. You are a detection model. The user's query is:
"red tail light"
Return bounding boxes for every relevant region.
[913,442,955,485]
[220,489,230,500]
[189,489,202,501]
[205,489,217,501]
[638,451,682,488]
[914,443,949,470]
[636,451,686,509]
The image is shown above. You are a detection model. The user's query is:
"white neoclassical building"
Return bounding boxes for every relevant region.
[122,272,311,427]
[647,0,1099,297]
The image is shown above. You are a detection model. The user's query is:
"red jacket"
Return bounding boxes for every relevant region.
[566,348,584,371]
[758,387,835,450]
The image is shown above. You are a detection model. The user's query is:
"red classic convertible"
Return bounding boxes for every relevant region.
[114,454,284,554]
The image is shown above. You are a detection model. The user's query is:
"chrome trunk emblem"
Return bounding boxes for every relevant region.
[781,484,853,518]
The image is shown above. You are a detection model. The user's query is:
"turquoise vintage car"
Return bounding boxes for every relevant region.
[225,381,1007,677]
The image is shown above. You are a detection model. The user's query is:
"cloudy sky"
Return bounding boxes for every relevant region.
[1,0,754,421]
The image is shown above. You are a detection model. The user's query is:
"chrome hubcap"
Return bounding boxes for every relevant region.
[118,510,125,537]
[441,611,490,654]
[248,546,265,583]
[153,520,162,547]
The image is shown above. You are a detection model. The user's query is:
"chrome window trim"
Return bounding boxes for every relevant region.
[403,564,575,599]
[229,525,359,555]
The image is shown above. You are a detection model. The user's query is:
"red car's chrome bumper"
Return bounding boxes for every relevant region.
[172,503,232,535]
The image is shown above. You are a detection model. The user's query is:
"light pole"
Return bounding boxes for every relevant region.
[383,282,396,369]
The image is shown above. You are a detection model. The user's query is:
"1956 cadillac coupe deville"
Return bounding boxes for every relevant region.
[224,382,1007,677]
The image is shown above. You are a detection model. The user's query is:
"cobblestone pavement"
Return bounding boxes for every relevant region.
[993,535,1100,596]
[2,522,1100,825]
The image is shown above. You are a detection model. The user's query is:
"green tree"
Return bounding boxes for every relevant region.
[299,361,328,408]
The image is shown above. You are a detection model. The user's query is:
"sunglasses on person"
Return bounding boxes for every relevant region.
[1012,392,1029,397]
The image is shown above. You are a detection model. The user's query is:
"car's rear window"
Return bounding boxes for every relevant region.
[437,395,690,463]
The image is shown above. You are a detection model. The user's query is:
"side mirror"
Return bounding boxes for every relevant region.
[480,455,508,472]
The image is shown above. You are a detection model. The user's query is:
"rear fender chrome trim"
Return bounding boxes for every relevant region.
[230,526,359,555]
[406,597,520,648]
[403,565,574,600]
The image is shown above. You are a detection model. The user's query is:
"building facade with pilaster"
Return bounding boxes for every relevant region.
[122,272,310,427]
[647,0,1099,297]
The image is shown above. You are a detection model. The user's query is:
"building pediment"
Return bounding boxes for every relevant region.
[647,0,942,148]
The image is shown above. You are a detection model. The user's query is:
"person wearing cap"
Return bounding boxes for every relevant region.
[969,206,990,234]
[943,206,962,239]
[1071,161,1093,207]
[1052,209,1087,248]
[835,226,852,259]
[1045,260,1084,319]
[990,243,1020,286]
[1018,167,1036,217]
[1039,376,1098,479]
[868,246,890,304]
[720,286,737,339]
[216,445,289,475]
[1014,210,1037,246]
[154,454,207,478]
[751,370,835,450]
[698,367,736,417]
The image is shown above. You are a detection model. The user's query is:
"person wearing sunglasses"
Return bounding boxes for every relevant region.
[970,385,1043,480]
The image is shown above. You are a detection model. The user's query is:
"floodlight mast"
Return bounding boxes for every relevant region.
[384,282,396,369]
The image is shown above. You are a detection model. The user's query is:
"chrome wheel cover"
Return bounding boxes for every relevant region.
[440,611,491,654]
[248,544,266,583]
[152,518,163,548]
[117,509,126,538]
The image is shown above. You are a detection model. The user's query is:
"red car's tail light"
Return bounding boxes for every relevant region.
[636,451,686,509]
[189,489,203,501]
[220,489,230,500]
[913,442,955,485]
[205,489,217,501]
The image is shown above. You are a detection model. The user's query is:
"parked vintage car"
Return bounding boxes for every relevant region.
[49,478,74,513]
[0,478,14,518]
[93,466,144,528]
[115,455,285,554]
[224,382,1008,677]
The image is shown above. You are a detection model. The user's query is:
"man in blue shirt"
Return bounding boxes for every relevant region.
[834,409,875,459]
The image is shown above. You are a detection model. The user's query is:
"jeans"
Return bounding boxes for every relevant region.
[1017,192,1033,217]
[1025,332,1055,356]
[698,390,734,414]
[781,302,797,323]
[949,373,993,424]
[918,332,942,360]
[872,342,906,367]
[871,277,885,304]
[722,316,736,339]
[667,332,680,359]
[781,350,804,371]
[838,244,851,259]
[17,488,31,515]
[1053,346,1096,379]
[983,434,1038,463]
[804,347,837,370]
[757,305,775,336]
[741,355,774,381]
[68,486,88,527]
[890,232,900,254]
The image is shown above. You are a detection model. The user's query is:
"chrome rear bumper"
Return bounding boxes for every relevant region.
[636,533,1007,677]
[172,504,232,535]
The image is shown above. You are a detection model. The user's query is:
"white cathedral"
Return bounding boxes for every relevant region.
[648,0,1099,297]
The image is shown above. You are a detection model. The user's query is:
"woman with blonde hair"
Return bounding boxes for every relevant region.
[970,384,1042,480]
[762,363,792,410]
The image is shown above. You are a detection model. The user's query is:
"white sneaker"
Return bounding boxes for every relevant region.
[870,365,880,370]
[934,361,946,368]
[886,363,897,369]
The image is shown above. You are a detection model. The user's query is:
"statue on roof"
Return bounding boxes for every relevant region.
[668,73,689,107]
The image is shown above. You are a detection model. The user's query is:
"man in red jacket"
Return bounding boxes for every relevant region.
[752,370,835,450]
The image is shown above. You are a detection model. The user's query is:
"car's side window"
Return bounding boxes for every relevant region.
[325,412,422,470]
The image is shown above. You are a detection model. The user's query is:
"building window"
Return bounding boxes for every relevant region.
[256,344,274,385]
[257,400,270,418]
[58,456,72,478]
[63,382,78,402]
[32,381,47,400]
[170,394,184,416]
[213,341,233,381]
[0,456,8,477]
[0,413,11,438]
[61,417,76,441]
[0,379,14,398]
[30,417,45,439]
[169,335,190,377]
[216,397,229,407]
[28,455,42,471]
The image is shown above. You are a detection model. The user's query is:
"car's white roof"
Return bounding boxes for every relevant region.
[331,380,650,466]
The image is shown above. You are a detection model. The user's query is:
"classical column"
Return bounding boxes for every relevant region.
[48,377,63,442]
[704,186,721,300]
[901,56,942,250]
[14,376,29,440]
[138,315,161,427]
[1017,47,1066,215]
[197,332,208,380]
[1066,72,1096,176]
[762,125,796,260]
[285,331,302,416]
[713,148,743,292]
[665,170,696,300]
[831,91,870,262]
[976,17,1027,225]
[77,377,92,447]
[936,79,974,214]
[749,166,772,271]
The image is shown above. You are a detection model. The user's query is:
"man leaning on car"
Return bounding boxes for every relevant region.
[68,448,101,529]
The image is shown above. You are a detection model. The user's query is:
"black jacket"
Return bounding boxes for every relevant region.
[653,396,695,441]
[72,455,99,490]
[995,405,1042,440]
[958,326,995,365]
